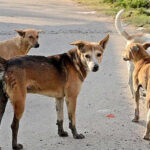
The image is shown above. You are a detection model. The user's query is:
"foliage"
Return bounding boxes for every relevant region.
[76,0,150,28]
[103,0,149,8]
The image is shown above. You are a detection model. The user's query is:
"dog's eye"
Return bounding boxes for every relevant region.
[97,53,101,57]
[85,54,90,59]
[36,35,39,38]
[29,36,33,39]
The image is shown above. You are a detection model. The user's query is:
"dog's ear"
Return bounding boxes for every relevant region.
[37,30,43,34]
[99,34,109,49]
[130,45,140,52]
[15,30,25,37]
[142,43,150,50]
[70,40,85,51]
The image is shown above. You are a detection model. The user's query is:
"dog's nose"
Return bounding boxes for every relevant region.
[92,64,99,72]
[123,57,128,61]
[34,43,40,48]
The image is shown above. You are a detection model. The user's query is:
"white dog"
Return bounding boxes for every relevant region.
[115,9,150,96]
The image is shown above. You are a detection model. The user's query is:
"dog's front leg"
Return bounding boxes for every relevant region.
[65,96,85,139]
[132,88,140,122]
[128,71,134,97]
[55,98,68,137]
[127,61,134,97]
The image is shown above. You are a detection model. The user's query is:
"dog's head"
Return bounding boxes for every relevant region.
[15,29,43,48]
[122,42,150,62]
[71,34,109,72]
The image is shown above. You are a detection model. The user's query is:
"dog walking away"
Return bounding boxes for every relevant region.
[123,42,150,140]
[0,29,42,128]
[0,35,109,149]
[115,9,150,97]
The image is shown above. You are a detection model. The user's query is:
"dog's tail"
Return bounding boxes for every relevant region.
[115,9,132,41]
[0,57,8,126]
[0,57,7,80]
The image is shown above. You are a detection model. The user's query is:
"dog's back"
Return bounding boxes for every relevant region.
[0,38,19,59]
[2,49,83,96]
[135,57,150,88]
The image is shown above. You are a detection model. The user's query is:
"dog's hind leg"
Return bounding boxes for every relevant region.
[11,114,23,150]
[11,97,25,150]
[10,87,26,150]
[144,99,150,140]
[143,85,150,140]
[55,98,68,137]
[144,109,150,140]
[0,81,8,126]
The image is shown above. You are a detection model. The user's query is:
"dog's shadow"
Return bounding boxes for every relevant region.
[135,120,146,127]
[0,147,27,150]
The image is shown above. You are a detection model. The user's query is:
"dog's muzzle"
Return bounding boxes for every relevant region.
[34,43,40,48]
[92,64,99,72]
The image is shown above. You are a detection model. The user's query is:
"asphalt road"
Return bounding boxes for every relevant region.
[0,0,150,150]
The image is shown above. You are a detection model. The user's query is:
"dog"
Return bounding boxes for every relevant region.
[123,42,150,140]
[0,29,42,127]
[115,9,150,96]
[0,35,109,150]
[0,29,42,60]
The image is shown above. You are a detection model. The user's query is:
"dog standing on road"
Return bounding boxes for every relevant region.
[0,29,42,126]
[115,9,150,96]
[123,42,150,140]
[0,35,109,150]
[0,29,42,60]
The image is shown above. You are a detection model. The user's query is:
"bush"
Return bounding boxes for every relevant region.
[103,0,149,8]
[103,0,116,3]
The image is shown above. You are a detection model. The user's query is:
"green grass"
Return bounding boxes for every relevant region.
[76,0,119,16]
[75,0,150,29]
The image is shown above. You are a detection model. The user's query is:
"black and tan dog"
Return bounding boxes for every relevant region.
[0,35,109,150]
[123,42,150,140]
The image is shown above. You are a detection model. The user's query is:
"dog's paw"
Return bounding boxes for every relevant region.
[143,135,150,141]
[142,93,146,97]
[13,144,23,150]
[73,133,85,139]
[132,117,139,123]
[58,131,68,137]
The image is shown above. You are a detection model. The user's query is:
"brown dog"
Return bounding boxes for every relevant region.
[0,35,109,150]
[123,42,150,140]
[0,29,42,127]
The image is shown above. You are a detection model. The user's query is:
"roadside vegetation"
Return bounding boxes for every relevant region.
[75,0,150,30]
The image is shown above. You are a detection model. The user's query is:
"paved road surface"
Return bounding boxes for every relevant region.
[0,0,150,149]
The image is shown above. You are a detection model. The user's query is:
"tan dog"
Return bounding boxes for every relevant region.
[123,42,150,140]
[0,29,42,60]
[0,29,42,129]
[115,9,150,97]
[0,35,109,150]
